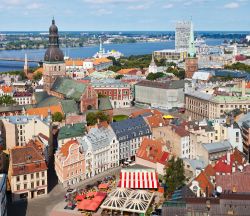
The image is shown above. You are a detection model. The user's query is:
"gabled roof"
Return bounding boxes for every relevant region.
[136,138,170,165]
[51,77,87,101]
[145,114,167,128]
[98,97,113,111]
[110,116,151,142]
[26,105,63,117]
[202,140,232,153]
[58,123,86,140]
[59,140,78,158]
[10,145,47,176]
[130,109,162,118]
[194,171,214,195]
[60,100,79,115]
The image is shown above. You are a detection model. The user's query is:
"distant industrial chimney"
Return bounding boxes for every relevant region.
[24,53,29,76]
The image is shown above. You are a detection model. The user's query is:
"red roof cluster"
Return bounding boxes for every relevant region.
[146,114,167,128]
[10,145,47,176]
[13,91,32,97]
[136,138,170,165]
[214,149,245,174]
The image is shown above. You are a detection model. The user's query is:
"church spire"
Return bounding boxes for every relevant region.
[188,22,196,58]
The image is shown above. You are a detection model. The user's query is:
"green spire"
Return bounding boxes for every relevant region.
[188,22,196,58]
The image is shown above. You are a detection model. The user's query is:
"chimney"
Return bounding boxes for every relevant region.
[232,164,236,173]
[232,185,237,193]
[242,79,246,97]
[226,151,231,165]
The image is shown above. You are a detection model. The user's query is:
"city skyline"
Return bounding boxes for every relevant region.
[0,0,249,31]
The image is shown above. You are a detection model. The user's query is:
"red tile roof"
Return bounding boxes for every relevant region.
[215,165,250,193]
[136,138,170,165]
[0,86,13,93]
[60,140,78,158]
[204,164,216,177]
[195,171,214,195]
[130,109,162,118]
[146,114,167,128]
[10,146,47,176]
[171,125,189,137]
[214,149,246,174]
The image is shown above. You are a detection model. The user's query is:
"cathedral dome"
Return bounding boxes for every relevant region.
[49,19,58,35]
[44,47,64,62]
[44,18,64,62]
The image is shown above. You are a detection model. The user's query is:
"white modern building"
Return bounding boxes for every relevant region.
[175,21,192,52]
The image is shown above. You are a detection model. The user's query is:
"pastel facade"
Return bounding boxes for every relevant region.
[54,140,85,187]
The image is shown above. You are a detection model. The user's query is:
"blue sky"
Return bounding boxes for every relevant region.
[0,0,249,31]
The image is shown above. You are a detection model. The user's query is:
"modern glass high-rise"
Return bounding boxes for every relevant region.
[175,21,192,52]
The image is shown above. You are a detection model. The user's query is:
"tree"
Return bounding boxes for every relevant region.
[0,95,16,106]
[96,111,109,122]
[52,112,64,122]
[115,74,124,80]
[33,72,43,81]
[86,112,97,126]
[164,157,186,198]
[146,72,165,81]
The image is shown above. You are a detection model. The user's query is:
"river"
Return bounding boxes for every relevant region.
[0,39,223,72]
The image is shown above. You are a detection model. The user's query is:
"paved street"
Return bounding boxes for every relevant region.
[8,165,121,216]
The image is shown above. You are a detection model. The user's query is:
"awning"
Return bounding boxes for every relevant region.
[118,169,159,189]
[98,183,109,190]
[163,115,174,119]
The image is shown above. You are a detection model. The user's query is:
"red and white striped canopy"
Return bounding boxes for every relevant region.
[118,169,159,189]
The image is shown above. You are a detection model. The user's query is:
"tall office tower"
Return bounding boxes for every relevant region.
[175,21,192,51]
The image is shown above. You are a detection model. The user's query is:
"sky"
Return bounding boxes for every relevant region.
[0,0,250,31]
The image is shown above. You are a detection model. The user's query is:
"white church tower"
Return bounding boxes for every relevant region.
[148,54,158,74]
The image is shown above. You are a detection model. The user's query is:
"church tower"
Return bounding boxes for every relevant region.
[185,22,198,79]
[148,54,158,74]
[23,53,29,76]
[43,18,66,91]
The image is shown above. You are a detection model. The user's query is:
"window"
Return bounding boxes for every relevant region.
[17,185,20,191]
[36,173,39,178]
[37,181,39,187]
[31,182,34,189]
[24,175,27,181]
[24,184,27,189]
[42,180,45,185]
[42,172,45,177]
[16,176,20,182]
[31,174,34,179]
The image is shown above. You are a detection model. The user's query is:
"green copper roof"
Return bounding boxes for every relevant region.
[58,123,86,140]
[98,97,113,111]
[60,100,79,115]
[51,77,87,101]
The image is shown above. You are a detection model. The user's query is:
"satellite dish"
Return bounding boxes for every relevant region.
[238,165,243,172]
[217,186,222,193]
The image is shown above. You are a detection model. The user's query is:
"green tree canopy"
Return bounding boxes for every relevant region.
[33,72,43,81]
[52,112,64,122]
[164,157,186,198]
[146,72,165,80]
[86,111,110,126]
[0,95,16,106]
[115,74,124,80]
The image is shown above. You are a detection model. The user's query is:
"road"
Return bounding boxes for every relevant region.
[7,166,121,216]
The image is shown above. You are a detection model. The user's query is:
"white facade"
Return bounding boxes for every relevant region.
[175,21,192,52]
[83,60,94,70]
[181,136,191,159]
[78,127,119,178]
[13,95,32,105]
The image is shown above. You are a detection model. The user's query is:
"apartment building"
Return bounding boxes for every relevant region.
[9,146,48,201]
[54,140,85,187]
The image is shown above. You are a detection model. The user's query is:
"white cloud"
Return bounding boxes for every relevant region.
[26,2,43,10]
[224,2,240,8]
[163,3,173,9]
[128,4,149,10]
[93,8,112,15]
[84,0,141,4]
